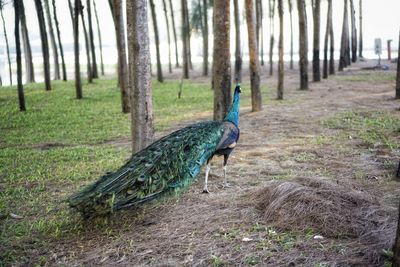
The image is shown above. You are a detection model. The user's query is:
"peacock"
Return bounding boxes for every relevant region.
[68,85,241,218]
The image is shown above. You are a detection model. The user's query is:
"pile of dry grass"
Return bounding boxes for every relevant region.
[254,177,396,264]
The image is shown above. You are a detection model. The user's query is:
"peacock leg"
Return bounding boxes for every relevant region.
[223,154,230,188]
[202,163,211,193]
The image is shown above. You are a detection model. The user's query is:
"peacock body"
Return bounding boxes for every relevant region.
[69,85,241,218]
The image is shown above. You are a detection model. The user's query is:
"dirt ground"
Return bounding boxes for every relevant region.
[26,61,400,266]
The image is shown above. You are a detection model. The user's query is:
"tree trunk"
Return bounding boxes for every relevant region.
[149,0,164,83]
[69,0,82,99]
[245,0,262,111]
[339,0,349,71]
[349,0,357,63]
[256,0,263,65]
[20,0,35,83]
[34,0,52,91]
[184,1,192,70]
[181,0,189,78]
[358,0,363,58]
[86,0,98,78]
[162,0,172,73]
[168,0,179,67]
[396,30,400,99]
[14,0,26,111]
[213,0,231,120]
[329,5,335,75]
[268,0,275,76]
[233,0,242,82]
[277,0,283,100]
[297,0,308,90]
[202,0,208,76]
[312,0,321,82]
[43,0,60,80]
[393,201,400,267]
[109,0,130,113]
[52,0,67,81]
[1,8,12,85]
[79,2,93,83]
[288,0,293,70]
[93,0,104,75]
[126,0,155,153]
[322,0,332,79]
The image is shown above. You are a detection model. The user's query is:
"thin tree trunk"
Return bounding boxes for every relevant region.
[20,0,35,83]
[349,0,357,62]
[162,0,172,73]
[288,0,293,70]
[268,0,276,76]
[213,0,231,120]
[109,0,130,113]
[70,0,82,98]
[168,0,179,67]
[52,0,67,81]
[322,0,332,79]
[297,0,308,90]
[329,4,335,75]
[233,0,242,82]
[126,0,154,152]
[396,30,400,99]
[86,0,98,78]
[1,8,12,85]
[245,0,262,111]
[202,0,208,76]
[79,2,93,83]
[339,0,349,71]
[312,0,321,82]
[34,0,52,91]
[149,0,164,82]
[184,0,192,70]
[181,0,189,78]
[358,0,363,58]
[277,0,283,100]
[14,0,26,111]
[93,0,104,75]
[393,200,400,267]
[44,0,60,80]
[256,0,263,65]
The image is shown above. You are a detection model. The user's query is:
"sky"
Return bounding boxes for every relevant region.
[0,0,399,85]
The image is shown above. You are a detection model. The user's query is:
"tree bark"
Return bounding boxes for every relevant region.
[162,0,172,73]
[312,0,321,82]
[20,0,35,83]
[1,8,12,85]
[339,0,349,71]
[329,5,335,75]
[233,0,242,82]
[268,0,275,76]
[256,0,263,66]
[14,0,26,111]
[69,0,82,99]
[181,0,189,78]
[277,0,283,100]
[202,0,208,76]
[393,201,400,267]
[149,0,164,83]
[396,30,400,99]
[52,0,67,81]
[349,0,357,63]
[44,0,60,80]
[34,0,52,91]
[168,0,179,67]
[79,2,93,83]
[126,0,154,152]
[358,0,363,58]
[297,0,308,90]
[184,0,192,70]
[322,0,332,79]
[213,0,231,120]
[109,0,130,113]
[288,0,293,70]
[86,0,98,78]
[93,0,104,75]
[245,0,262,111]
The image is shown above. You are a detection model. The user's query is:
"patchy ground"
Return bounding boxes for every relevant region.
[1,60,400,266]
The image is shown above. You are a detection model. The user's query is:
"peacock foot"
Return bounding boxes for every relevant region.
[202,189,210,194]
[223,182,231,188]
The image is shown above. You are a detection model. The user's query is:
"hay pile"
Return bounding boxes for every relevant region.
[254,177,396,263]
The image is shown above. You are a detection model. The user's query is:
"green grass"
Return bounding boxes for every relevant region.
[333,72,396,82]
[0,78,270,266]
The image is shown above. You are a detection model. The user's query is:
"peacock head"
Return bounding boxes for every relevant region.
[235,84,242,94]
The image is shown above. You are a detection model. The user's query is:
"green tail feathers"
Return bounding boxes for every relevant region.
[68,121,225,217]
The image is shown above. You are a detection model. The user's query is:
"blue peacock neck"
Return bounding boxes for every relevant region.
[223,86,241,126]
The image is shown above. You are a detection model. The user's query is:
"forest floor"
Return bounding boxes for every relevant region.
[1,60,400,266]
